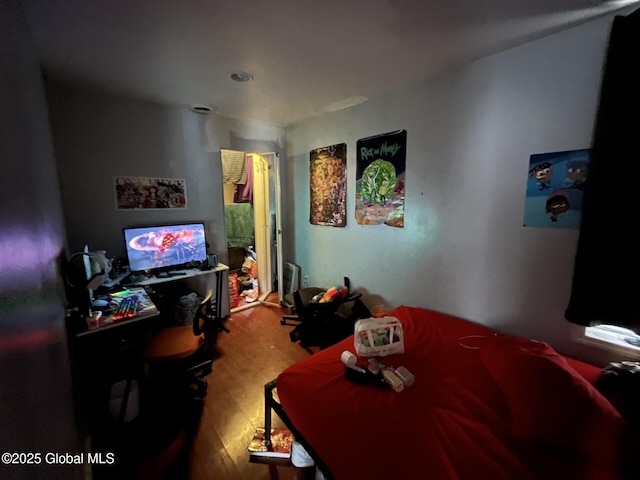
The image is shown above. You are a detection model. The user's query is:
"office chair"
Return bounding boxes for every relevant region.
[282,277,370,348]
[144,288,218,398]
[280,286,326,326]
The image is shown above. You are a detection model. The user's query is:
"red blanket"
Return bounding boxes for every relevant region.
[277,306,631,479]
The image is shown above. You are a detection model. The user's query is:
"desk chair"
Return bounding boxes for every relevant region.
[144,288,217,398]
[280,286,326,327]
[282,277,370,348]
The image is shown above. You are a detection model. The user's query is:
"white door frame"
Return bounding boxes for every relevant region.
[252,153,272,300]
[273,153,284,305]
[252,152,283,305]
[223,151,282,311]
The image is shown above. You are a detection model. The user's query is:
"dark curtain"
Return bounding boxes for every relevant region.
[565,8,640,327]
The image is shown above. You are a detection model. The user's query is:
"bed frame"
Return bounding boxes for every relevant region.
[263,379,333,479]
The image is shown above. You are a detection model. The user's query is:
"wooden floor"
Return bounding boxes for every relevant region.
[126,292,318,480]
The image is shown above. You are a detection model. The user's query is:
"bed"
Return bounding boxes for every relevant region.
[268,306,636,479]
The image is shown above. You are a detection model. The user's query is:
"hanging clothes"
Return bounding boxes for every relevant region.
[221,149,247,184]
[235,154,254,203]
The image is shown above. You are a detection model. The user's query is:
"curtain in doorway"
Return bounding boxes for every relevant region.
[224,203,255,248]
[565,8,640,328]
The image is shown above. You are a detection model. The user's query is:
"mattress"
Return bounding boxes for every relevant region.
[276,306,632,480]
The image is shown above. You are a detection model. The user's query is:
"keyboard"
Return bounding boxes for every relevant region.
[113,295,139,320]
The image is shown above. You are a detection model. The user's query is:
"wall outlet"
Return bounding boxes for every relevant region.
[303,275,310,288]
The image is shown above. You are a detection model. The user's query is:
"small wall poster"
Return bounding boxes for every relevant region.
[309,143,347,226]
[523,149,589,229]
[356,129,406,227]
[114,176,187,210]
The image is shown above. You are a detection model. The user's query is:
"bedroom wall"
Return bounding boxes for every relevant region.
[47,82,229,262]
[0,0,79,477]
[283,13,618,363]
[47,84,285,263]
[47,83,284,314]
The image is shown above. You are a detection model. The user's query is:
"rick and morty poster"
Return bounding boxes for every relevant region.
[355,130,406,227]
[523,149,589,229]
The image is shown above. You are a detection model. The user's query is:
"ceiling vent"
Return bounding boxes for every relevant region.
[191,104,215,114]
[230,71,254,83]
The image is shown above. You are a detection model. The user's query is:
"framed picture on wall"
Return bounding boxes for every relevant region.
[355,129,406,227]
[113,176,187,209]
[309,143,347,227]
[523,149,589,229]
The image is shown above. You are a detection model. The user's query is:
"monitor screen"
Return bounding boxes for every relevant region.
[123,223,207,273]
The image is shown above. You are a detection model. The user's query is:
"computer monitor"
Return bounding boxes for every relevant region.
[123,222,207,273]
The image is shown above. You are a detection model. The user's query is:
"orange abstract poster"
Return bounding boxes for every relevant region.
[309,143,347,227]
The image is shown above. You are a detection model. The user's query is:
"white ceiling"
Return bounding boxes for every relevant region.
[21,0,638,127]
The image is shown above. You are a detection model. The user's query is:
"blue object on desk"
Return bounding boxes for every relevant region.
[113,296,139,320]
[92,298,110,308]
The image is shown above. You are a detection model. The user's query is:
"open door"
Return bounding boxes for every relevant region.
[220,149,282,309]
[251,152,283,304]
[274,153,284,305]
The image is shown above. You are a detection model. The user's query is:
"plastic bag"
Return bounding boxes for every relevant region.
[229,273,240,308]
[354,316,404,357]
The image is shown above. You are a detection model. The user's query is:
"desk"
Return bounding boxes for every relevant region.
[76,264,229,339]
[128,263,229,320]
[70,264,230,466]
[77,287,160,338]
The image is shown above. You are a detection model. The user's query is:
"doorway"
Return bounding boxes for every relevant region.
[221,150,283,313]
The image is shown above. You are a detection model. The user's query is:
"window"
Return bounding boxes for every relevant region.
[575,324,640,359]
